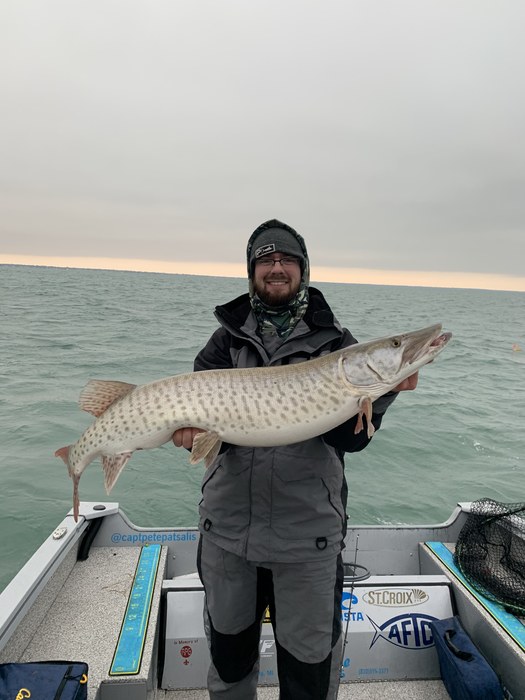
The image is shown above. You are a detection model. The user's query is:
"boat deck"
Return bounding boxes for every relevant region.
[2,532,523,699]
[1,546,167,699]
[1,543,451,699]
[157,680,450,699]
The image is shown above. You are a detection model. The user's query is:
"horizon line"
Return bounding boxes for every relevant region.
[1,253,524,293]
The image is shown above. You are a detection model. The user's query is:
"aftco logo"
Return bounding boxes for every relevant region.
[260,639,275,656]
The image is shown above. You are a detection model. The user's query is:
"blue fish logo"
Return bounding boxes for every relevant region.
[341,592,358,610]
[368,613,437,650]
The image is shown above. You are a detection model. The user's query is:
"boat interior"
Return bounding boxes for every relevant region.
[0,501,523,699]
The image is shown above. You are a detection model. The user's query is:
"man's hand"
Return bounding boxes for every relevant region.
[393,371,419,392]
[172,427,205,449]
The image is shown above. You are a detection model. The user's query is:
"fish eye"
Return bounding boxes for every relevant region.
[391,337,401,348]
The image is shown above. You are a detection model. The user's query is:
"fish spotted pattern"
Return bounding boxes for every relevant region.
[56,324,452,520]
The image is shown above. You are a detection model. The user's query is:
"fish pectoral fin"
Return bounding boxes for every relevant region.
[80,380,137,417]
[354,396,375,438]
[189,431,222,467]
[102,452,133,493]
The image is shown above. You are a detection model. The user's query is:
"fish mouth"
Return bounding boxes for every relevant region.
[402,324,452,366]
[430,331,453,349]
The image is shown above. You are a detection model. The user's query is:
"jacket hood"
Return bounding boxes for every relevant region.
[246,219,310,295]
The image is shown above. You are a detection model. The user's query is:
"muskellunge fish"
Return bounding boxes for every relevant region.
[56,324,451,520]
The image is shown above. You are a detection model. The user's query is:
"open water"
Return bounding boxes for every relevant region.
[1,264,524,592]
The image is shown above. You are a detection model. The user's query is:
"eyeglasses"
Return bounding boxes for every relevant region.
[255,256,299,269]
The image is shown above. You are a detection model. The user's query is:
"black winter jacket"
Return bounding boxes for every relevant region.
[195,287,396,562]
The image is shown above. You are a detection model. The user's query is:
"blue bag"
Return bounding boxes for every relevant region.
[0,661,88,700]
[430,617,503,700]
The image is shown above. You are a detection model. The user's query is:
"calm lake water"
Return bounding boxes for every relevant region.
[1,264,523,592]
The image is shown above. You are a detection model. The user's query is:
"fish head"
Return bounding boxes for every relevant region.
[341,324,452,392]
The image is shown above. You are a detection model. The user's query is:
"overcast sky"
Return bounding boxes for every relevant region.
[1,0,525,289]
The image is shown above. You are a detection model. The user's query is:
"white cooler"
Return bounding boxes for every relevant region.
[161,574,453,689]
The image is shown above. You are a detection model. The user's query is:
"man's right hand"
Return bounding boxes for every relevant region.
[172,427,205,449]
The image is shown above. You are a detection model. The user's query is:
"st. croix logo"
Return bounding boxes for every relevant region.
[368,613,437,650]
[363,587,429,607]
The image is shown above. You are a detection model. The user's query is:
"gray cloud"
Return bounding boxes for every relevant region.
[1,0,524,279]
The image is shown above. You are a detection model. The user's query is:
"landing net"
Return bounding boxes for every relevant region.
[454,498,525,616]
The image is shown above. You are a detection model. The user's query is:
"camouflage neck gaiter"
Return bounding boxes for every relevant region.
[250,284,309,339]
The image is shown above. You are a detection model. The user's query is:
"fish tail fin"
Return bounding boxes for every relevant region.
[367,616,383,649]
[55,446,80,522]
[72,474,80,522]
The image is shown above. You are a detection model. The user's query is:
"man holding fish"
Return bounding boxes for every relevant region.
[173,220,421,700]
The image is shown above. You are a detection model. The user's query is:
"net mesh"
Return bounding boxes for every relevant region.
[454,498,525,616]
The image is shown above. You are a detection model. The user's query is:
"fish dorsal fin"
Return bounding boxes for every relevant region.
[79,380,137,417]
[189,430,222,468]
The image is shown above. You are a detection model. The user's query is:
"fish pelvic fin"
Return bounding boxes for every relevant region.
[55,446,80,522]
[102,452,133,494]
[189,431,222,467]
[354,396,375,439]
[79,380,137,417]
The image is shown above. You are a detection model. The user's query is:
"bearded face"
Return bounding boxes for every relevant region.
[252,254,302,306]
